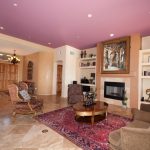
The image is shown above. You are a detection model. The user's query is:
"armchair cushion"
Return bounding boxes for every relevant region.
[19,90,31,101]
[109,129,121,149]
[126,120,150,129]
[121,127,150,150]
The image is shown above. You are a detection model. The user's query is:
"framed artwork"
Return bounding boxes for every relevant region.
[101,36,130,74]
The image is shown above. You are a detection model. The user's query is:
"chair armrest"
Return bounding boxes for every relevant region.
[30,95,37,100]
[13,98,24,104]
[121,127,150,150]
[133,109,150,123]
[15,101,29,104]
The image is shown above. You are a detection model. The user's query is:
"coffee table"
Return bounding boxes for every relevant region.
[73,101,108,125]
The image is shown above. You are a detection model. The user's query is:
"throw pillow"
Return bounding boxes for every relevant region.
[19,90,31,101]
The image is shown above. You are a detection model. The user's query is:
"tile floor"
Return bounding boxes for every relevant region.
[0,94,81,150]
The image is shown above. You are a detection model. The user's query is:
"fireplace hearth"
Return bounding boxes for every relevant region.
[104,81,125,100]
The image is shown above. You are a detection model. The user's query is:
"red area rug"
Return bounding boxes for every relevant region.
[35,107,131,150]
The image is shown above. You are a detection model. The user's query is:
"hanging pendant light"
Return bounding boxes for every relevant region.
[9,50,20,64]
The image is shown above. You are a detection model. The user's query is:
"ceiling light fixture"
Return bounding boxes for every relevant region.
[88,14,92,18]
[8,50,20,64]
[110,33,114,37]
[13,3,18,7]
[48,42,51,45]
[0,26,4,30]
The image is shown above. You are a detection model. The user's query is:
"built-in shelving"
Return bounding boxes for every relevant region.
[138,49,150,109]
[141,76,150,79]
[141,63,150,66]
[80,83,96,87]
[79,49,97,92]
[80,66,96,69]
[141,101,150,104]
[80,57,96,61]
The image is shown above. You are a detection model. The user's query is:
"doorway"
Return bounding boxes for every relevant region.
[56,65,63,96]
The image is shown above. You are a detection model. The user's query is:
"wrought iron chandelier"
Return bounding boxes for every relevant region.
[9,50,20,64]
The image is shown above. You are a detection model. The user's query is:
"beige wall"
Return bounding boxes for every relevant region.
[129,34,141,108]
[142,36,150,49]
[37,51,54,95]
[54,45,80,97]
[96,34,141,108]
[23,51,54,95]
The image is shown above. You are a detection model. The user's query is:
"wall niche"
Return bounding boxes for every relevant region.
[27,61,33,80]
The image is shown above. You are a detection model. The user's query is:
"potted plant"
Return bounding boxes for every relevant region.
[122,90,128,108]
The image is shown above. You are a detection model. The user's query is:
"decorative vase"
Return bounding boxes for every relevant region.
[83,92,95,107]
[81,51,83,58]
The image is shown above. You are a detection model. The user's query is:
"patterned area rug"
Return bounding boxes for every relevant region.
[35,107,131,150]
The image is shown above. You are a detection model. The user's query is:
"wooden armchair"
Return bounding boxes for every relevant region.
[8,84,43,116]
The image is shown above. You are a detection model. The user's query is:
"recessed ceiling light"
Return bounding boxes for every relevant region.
[110,33,114,37]
[13,3,18,7]
[88,14,92,18]
[0,54,3,56]
[0,26,4,30]
[48,42,51,45]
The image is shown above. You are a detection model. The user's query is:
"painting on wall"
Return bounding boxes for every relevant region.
[101,36,130,74]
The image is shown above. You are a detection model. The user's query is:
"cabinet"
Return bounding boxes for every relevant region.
[0,63,18,91]
[138,49,150,108]
[79,49,96,92]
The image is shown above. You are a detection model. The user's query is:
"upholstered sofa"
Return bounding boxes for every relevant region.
[109,104,150,150]
[68,84,84,104]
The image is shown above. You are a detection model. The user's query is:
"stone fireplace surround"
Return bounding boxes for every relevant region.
[100,77,130,107]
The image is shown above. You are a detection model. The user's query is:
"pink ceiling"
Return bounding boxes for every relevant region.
[0,0,150,49]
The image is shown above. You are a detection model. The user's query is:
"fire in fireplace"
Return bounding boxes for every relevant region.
[104,81,125,100]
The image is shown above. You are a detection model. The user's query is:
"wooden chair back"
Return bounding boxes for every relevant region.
[8,84,21,104]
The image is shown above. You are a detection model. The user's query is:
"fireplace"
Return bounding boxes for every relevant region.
[104,81,125,100]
